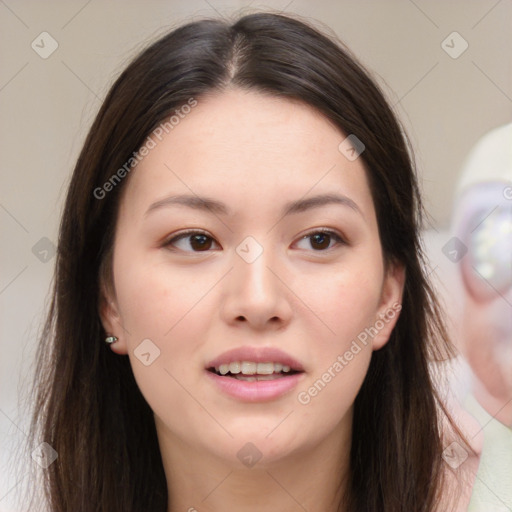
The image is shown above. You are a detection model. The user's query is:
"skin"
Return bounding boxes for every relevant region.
[100,88,405,512]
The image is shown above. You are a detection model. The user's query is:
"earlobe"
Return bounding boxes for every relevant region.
[98,284,129,355]
[372,262,405,351]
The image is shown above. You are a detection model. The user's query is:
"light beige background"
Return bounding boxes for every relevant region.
[1,0,511,509]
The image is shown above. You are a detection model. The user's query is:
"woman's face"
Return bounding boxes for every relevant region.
[101,89,404,468]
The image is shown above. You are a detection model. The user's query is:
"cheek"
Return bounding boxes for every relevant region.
[291,255,382,425]
[112,247,214,373]
[296,254,384,351]
[112,252,220,434]
[296,341,373,428]
[114,249,214,341]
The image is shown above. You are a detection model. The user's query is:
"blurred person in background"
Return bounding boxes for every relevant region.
[450,122,512,511]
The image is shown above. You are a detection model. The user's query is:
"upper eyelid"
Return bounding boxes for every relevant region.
[295,230,347,250]
[297,228,345,240]
[164,229,220,247]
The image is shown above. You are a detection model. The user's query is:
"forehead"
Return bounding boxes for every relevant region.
[121,89,374,218]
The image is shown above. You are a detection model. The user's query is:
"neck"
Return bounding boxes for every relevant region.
[158,417,351,512]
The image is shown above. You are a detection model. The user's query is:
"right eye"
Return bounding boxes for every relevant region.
[163,230,221,253]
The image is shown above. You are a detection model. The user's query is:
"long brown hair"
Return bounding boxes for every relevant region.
[25,11,466,511]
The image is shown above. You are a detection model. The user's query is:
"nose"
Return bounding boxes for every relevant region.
[220,244,293,331]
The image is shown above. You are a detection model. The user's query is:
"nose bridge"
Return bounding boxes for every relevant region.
[234,235,279,302]
[222,234,292,327]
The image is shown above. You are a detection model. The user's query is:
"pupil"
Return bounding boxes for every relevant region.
[311,233,330,250]
[191,235,211,251]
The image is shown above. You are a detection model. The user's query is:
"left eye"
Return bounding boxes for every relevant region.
[295,230,346,251]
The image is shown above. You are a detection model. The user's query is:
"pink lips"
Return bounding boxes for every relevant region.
[205,346,305,402]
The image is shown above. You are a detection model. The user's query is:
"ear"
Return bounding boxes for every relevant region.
[98,281,129,355]
[372,261,405,351]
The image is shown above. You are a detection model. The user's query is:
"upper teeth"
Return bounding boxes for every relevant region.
[215,362,292,375]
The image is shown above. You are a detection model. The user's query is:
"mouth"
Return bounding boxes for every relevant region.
[205,346,305,401]
[207,361,302,381]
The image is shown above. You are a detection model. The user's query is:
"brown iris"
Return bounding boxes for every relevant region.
[309,232,331,250]
[189,234,213,251]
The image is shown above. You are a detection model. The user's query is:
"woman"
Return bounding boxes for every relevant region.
[26,11,474,512]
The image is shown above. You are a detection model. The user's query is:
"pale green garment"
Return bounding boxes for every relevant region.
[465,393,512,511]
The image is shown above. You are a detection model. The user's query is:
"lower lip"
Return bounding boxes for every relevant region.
[205,370,304,402]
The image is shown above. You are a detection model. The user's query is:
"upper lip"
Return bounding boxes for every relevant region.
[206,346,305,372]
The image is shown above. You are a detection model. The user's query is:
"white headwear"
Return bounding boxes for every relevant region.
[455,122,512,196]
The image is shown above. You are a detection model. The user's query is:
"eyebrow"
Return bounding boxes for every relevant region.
[145,193,362,218]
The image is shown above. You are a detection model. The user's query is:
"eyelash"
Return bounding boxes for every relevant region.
[163,228,347,253]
